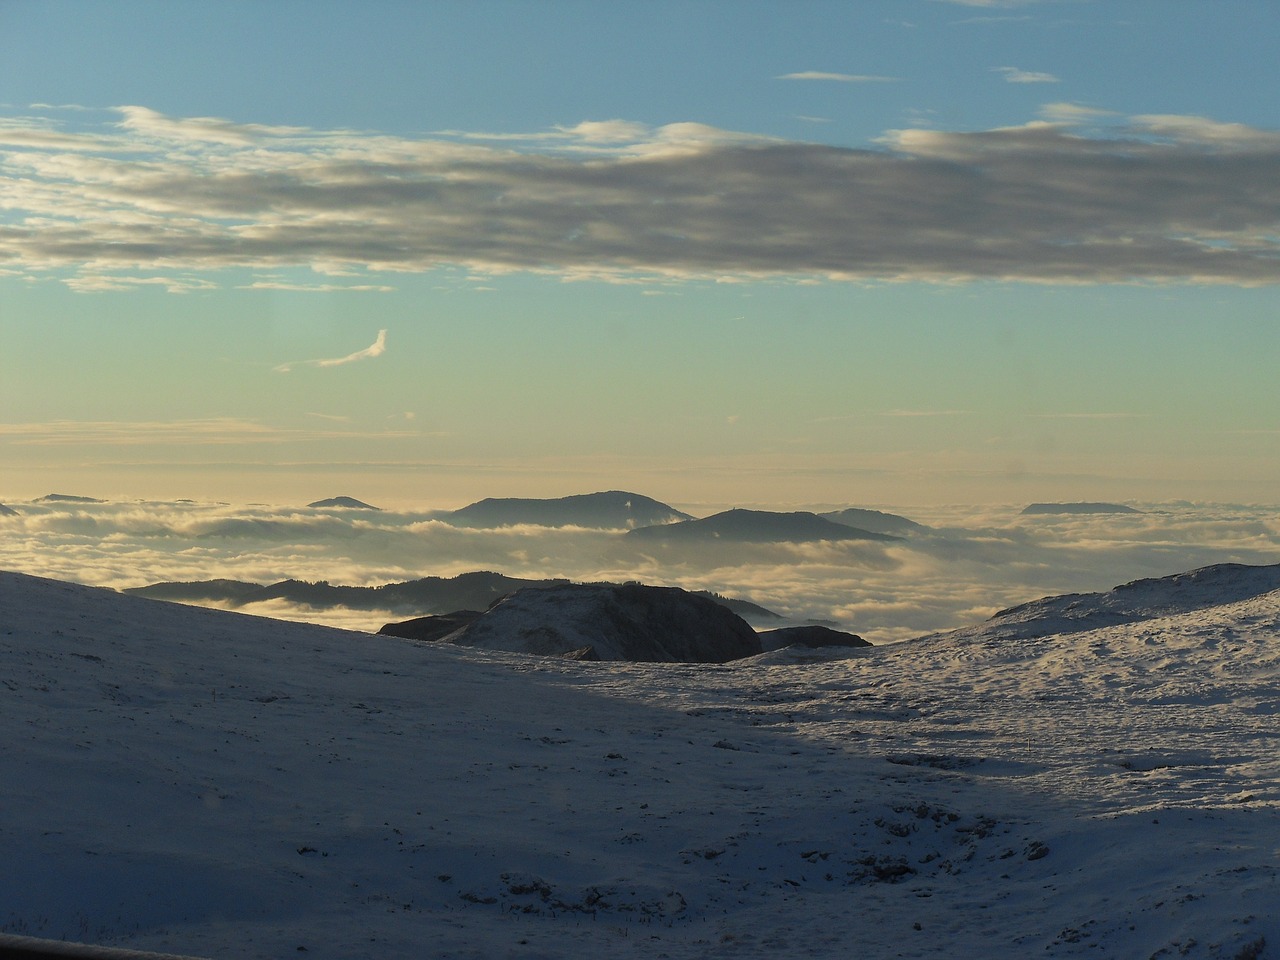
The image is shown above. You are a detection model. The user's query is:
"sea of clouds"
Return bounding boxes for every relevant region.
[2,497,1277,644]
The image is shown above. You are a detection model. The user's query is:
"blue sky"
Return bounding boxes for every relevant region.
[1,0,1278,508]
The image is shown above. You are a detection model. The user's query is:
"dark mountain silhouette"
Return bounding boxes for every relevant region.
[36,493,104,503]
[126,571,560,614]
[758,625,871,652]
[0,502,17,516]
[438,491,692,529]
[819,507,925,535]
[126,572,781,622]
[307,496,381,510]
[1021,502,1142,515]
[433,583,763,662]
[626,509,899,543]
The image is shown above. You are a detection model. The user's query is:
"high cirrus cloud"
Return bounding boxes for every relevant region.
[2,106,1280,286]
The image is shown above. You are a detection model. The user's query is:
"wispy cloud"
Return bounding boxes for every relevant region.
[994,66,1060,84]
[1027,412,1148,420]
[777,72,899,83]
[881,409,971,418]
[237,281,395,293]
[274,330,388,374]
[3,105,1280,286]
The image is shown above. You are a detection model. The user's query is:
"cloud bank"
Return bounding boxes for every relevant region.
[1,497,1277,643]
[2,106,1279,286]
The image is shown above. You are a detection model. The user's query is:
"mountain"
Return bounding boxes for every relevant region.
[307,496,381,510]
[923,561,1280,643]
[819,507,925,535]
[125,571,564,614]
[438,490,692,529]
[1021,502,1142,515]
[0,502,17,516]
[35,493,104,503]
[125,572,781,622]
[627,508,899,543]
[3,567,1277,959]
[432,583,763,662]
[758,624,870,652]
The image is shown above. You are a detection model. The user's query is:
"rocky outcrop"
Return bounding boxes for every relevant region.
[436,583,763,662]
[758,625,871,652]
[0,502,17,517]
[378,610,483,642]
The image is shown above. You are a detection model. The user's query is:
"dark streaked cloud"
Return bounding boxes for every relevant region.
[2,106,1279,286]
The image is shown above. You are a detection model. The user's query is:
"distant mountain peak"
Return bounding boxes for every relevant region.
[36,493,105,503]
[307,496,381,510]
[627,508,900,543]
[1021,502,1141,515]
[441,490,692,530]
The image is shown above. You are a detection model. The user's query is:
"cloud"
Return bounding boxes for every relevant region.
[776,72,899,83]
[3,105,1280,286]
[236,281,395,293]
[274,330,387,373]
[4,498,1277,644]
[994,66,1060,84]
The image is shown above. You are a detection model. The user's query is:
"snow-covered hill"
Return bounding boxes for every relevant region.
[924,561,1280,643]
[1,568,1276,959]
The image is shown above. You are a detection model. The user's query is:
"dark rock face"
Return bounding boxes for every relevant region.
[758,625,871,652]
[1021,502,1141,515]
[0,502,17,517]
[378,611,483,642]
[627,509,898,543]
[441,583,763,663]
[308,496,381,510]
[440,491,692,530]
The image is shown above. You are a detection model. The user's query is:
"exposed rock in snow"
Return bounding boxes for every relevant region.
[441,583,763,662]
[377,610,483,642]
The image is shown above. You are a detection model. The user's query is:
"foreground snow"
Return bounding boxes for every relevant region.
[1,570,1276,959]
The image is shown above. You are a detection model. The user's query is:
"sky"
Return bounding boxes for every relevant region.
[2,0,1279,509]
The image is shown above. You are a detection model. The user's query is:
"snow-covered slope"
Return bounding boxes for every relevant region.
[926,561,1280,643]
[2,569,1276,959]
